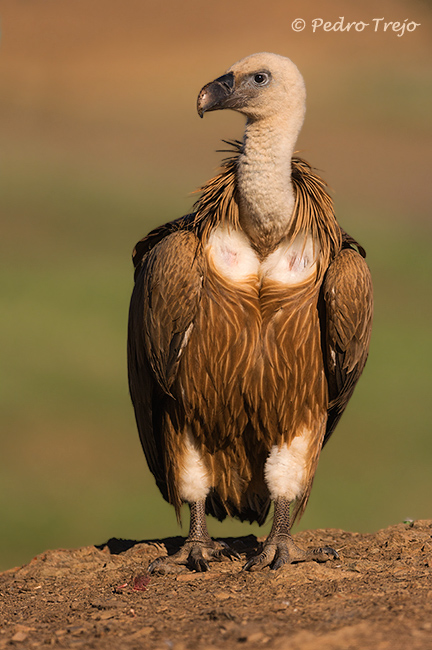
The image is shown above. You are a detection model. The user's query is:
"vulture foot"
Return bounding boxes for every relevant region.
[148,539,241,574]
[243,533,339,572]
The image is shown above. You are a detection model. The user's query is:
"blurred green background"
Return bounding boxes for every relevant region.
[1,0,431,571]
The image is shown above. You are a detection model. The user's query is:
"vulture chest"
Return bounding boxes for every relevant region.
[177,225,328,448]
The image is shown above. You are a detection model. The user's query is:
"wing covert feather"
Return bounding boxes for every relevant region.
[140,231,203,393]
[321,248,373,446]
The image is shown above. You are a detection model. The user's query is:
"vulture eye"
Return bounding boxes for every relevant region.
[252,72,270,86]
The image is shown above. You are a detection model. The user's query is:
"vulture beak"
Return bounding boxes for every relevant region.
[197,72,235,118]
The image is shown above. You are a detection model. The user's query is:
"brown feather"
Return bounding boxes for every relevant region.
[128,142,373,525]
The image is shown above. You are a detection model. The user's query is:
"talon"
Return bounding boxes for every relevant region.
[148,557,165,574]
[272,556,287,571]
[195,559,210,572]
[243,546,276,572]
[242,557,257,572]
[217,539,242,561]
[313,546,339,562]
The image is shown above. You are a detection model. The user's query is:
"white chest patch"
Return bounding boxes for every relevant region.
[261,234,319,285]
[206,227,260,282]
[206,226,319,286]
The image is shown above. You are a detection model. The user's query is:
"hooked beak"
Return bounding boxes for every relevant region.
[197,72,235,118]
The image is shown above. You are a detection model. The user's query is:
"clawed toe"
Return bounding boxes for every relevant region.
[217,539,242,561]
[148,538,241,574]
[148,555,181,575]
[188,550,211,572]
[243,534,340,572]
[243,543,278,571]
[310,545,340,562]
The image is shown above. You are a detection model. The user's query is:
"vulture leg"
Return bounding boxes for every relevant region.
[243,497,339,571]
[148,500,240,574]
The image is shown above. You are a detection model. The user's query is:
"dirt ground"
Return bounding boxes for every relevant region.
[1,520,431,650]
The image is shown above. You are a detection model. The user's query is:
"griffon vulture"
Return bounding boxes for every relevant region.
[128,53,373,572]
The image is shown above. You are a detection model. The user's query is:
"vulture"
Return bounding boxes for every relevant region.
[128,53,373,573]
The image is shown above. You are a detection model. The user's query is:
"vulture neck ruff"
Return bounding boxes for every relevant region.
[191,142,342,282]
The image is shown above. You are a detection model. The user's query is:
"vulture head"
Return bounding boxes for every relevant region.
[197,52,306,122]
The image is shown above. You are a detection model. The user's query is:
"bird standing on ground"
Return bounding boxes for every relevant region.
[128,53,373,572]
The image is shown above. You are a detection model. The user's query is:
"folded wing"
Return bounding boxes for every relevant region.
[320,242,373,447]
[127,228,204,497]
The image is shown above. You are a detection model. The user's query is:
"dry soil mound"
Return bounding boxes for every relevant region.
[1,521,431,649]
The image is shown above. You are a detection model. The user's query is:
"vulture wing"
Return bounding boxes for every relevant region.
[321,238,373,447]
[127,225,204,496]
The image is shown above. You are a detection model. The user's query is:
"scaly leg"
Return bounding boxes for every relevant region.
[148,500,240,574]
[243,497,339,571]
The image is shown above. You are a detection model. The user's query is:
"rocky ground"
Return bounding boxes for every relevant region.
[1,521,432,650]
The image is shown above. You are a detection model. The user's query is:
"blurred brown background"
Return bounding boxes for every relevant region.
[1,0,431,570]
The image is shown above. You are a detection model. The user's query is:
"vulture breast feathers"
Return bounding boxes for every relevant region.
[128,141,373,525]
